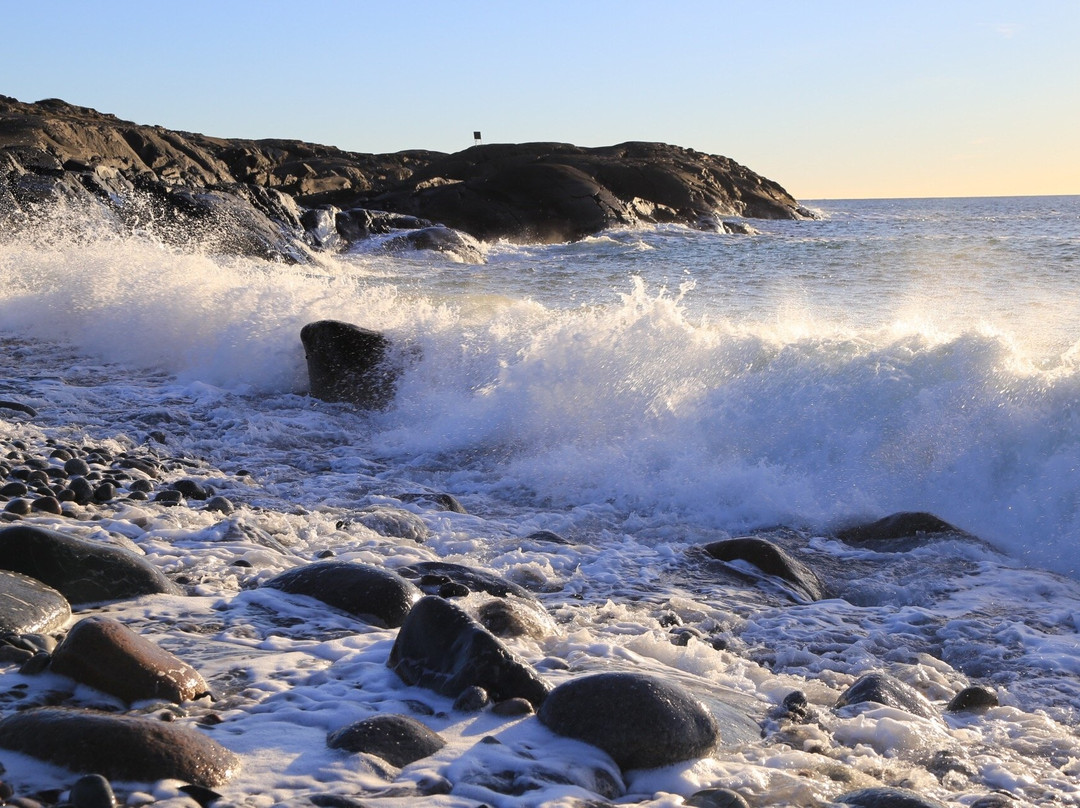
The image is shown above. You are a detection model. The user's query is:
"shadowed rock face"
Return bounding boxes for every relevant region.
[0,707,240,787]
[1,95,811,256]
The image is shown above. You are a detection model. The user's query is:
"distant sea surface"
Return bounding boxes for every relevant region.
[1,194,1079,806]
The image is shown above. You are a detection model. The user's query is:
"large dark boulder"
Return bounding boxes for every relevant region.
[701,537,826,601]
[50,616,211,704]
[537,672,719,770]
[378,225,485,264]
[263,560,420,628]
[300,320,399,409]
[327,713,445,767]
[0,524,180,604]
[387,596,550,707]
[835,672,938,720]
[836,512,971,550]
[0,569,70,634]
[0,707,240,787]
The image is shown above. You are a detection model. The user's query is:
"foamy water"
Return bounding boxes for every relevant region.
[1,197,1079,806]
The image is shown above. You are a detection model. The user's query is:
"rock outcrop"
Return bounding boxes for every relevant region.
[1,95,812,259]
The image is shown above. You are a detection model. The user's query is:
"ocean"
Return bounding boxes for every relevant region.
[0,195,1078,806]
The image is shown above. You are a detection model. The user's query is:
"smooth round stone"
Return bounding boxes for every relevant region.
[685,788,751,808]
[50,615,211,704]
[92,482,116,503]
[70,774,116,808]
[264,561,421,628]
[63,458,91,477]
[0,482,28,498]
[30,496,62,514]
[453,685,490,712]
[0,707,240,787]
[537,672,720,770]
[205,495,235,514]
[946,685,999,712]
[0,524,181,604]
[4,498,31,515]
[327,713,446,767]
[835,672,938,720]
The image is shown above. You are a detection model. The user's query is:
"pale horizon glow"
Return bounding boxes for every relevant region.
[1,1,1077,201]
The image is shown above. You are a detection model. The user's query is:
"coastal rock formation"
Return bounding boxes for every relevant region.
[263,561,421,628]
[537,672,719,770]
[0,707,240,787]
[0,524,180,604]
[0,95,811,259]
[387,595,550,707]
[836,512,972,550]
[50,615,211,704]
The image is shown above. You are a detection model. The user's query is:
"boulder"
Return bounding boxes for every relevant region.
[263,560,420,628]
[50,615,211,704]
[387,596,550,707]
[836,512,970,550]
[0,524,180,604]
[0,569,71,634]
[327,713,445,767]
[537,672,720,770]
[0,707,240,787]
[346,506,429,542]
[835,672,938,720]
[701,537,826,601]
[946,685,999,712]
[300,320,399,409]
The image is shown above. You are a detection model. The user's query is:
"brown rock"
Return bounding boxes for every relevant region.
[0,707,239,787]
[50,616,210,704]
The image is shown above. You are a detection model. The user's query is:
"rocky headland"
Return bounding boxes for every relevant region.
[0,95,812,261]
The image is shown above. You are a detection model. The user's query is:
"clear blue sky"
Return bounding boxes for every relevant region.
[3,1,1077,199]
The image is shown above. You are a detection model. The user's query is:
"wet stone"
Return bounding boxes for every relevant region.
[63,458,91,477]
[327,713,446,767]
[837,787,948,808]
[946,685,999,712]
[70,774,116,808]
[50,615,211,704]
[835,672,938,720]
[0,707,240,787]
[263,560,421,628]
[685,789,751,808]
[0,570,71,635]
[537,672,720,771]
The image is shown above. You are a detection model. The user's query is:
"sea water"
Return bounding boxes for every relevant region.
[0,196,1078,806]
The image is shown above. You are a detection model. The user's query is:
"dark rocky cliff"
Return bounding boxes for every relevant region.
[0,95,811,260]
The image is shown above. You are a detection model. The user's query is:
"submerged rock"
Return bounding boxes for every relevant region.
[387,596,550,707]
[327,713,446,767]
[0,524,180,604]
[701,537,826,601]
[537,672,719,770]
[300,320,399,409]
[835,672,938,720]
[50,615,211,704]
[0,569,70,634]
[0,707,240,787]
[263,561,420,628]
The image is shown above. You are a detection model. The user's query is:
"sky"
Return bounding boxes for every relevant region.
[2,1,1077,200]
